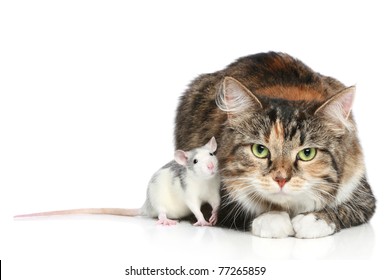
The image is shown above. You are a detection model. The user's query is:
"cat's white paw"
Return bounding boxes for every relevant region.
[292,214,336,239]
[251,211,294,238]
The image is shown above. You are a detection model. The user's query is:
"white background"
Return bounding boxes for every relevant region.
[1,0,389,279]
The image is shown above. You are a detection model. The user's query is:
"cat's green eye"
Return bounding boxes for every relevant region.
[252,144,270,159]
[297,148,317,161]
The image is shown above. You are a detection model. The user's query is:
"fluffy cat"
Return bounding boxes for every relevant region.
[174,52,375,238]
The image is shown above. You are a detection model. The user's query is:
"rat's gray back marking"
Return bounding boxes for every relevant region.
[162,160,188,189]
[162,160,186,177]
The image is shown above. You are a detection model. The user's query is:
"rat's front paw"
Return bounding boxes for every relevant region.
[208,211,218,225]
[251,211,294,238]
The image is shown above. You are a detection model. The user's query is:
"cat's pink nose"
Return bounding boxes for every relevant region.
[274,177,288,188]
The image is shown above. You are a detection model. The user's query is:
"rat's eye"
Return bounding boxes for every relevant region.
[209,153,214,156]
[193,159,198,164]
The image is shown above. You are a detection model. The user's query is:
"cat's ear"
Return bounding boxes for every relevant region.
[216,77,262,124]
[315,86,355,131]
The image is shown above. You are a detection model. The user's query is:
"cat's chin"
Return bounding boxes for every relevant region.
[255,187,322,215]
[266,191,296,205]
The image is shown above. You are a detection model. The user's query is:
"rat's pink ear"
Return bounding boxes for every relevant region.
[205,136,217,153]
[174,150,189,166]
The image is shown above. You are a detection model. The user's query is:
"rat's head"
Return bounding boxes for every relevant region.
[174,137,218,178]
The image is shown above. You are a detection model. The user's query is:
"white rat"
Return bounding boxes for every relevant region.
[15,137,221,226]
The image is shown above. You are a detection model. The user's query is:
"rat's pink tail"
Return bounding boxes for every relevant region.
[14,208,141,218]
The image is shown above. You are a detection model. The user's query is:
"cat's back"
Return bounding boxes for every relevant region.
[221,52,345,102]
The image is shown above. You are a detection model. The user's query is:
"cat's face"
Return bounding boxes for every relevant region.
[216,77,359,215]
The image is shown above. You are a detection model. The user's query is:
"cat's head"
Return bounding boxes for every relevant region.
[216,77,362,215]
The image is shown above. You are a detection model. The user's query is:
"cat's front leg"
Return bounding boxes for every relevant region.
[292,178,375,238]
[251,211,294,238]
[292,212,337,238]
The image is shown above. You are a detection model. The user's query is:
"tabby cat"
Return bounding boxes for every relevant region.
[174,52,375,238]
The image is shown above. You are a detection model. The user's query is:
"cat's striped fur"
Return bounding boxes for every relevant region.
[175,52,375,238]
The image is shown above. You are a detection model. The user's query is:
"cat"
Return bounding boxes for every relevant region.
[174,52,376,238]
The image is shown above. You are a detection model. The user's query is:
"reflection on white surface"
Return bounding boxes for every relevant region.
[12,215,375,260]
[130,217,375,260]
[251,224,375,259]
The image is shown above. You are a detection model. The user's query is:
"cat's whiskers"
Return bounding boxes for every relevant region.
[219,194,252,230]
[219,170,374,230]
[222,178,269,215]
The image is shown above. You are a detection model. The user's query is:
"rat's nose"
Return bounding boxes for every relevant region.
[207,162,214,171]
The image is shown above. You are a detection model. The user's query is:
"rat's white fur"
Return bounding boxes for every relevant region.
[143,137,220,225]
[146,168,190,219]
[145,162,220,221]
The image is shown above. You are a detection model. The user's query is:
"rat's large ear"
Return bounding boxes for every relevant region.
[216,77,262,126]
[174,150,189,166]
[315,86,355,132]
[205,136,217,153]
